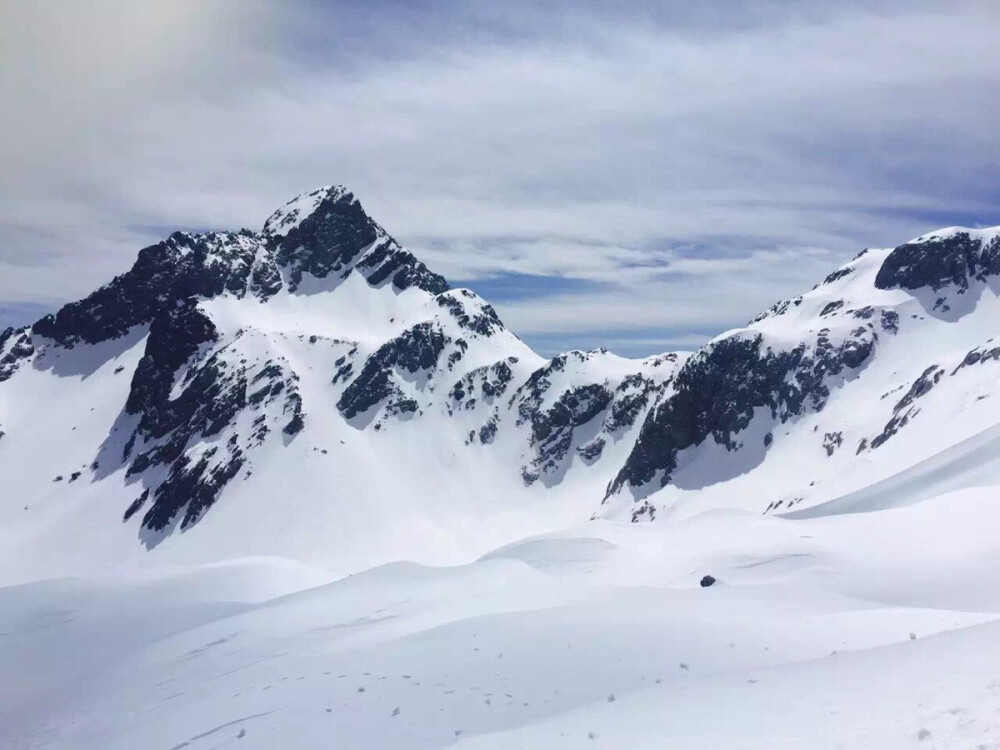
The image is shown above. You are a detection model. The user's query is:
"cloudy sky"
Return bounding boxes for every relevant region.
[2,1,999,356]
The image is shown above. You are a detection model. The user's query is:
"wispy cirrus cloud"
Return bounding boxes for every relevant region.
[2,1,1000,354]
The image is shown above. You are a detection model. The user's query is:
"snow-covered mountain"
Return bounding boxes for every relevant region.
[605,225,1000,524]
[2,186,1000,580]
[0,186,680,579]
[5,187,1000,749]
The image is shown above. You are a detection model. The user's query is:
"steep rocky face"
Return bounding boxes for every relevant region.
[602,356,681,435]
[481,349,682,486]
[436,290,504,336]
[0,326,33,382]
[124,299,220,433]
[337,321,453,421]
[449,358,519,414]
[605,226,1000,515]
[30,186,448,351]
[508,352,616,485]
[118,350,307,533]
[103,299,307,534]
[518,379,614,484]
[333,285,520,429]
[265,186,449,295]
[266,186,380,287]
[607,328,875,499]
[875,230,1000,293]
[32,231,265,347]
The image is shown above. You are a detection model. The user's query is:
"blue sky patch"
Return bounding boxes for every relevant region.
[455,272,612,302]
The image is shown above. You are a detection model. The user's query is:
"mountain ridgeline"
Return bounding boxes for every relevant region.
[2,185,1000,551]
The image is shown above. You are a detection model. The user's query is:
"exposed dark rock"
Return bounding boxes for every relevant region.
[34,231,263,347]
[268,188,380,291]
[519,382,613,483]
[700,575,716,588]
[528,384,613,445]
[24,185,448,358]
[142,446,245,531]
[282,392,305,436]
[577,437,606,462]
[15,183,987,541]
[385,397,419,416]
[823,431,843,456]
[479,415,498,444]
[608,327,874,499]
[952,342,1000,375]
[820,300,845,316]
[123,489,149,521]
[115,311,305,530]
[603,373,662,434]
[869,365,944,450]
[449,358,517,411]
[841,335,873,369]
[880,310,900,333]
[435,290,504,336]
[894,365,945,411]
[338,322,449,420]
[875,232,1000,293]
[748,296,802,324]
[331,348,359,385]
[266,187,448,295]
[631,501,655,522]
[124,299,219,433]
[0,327,34,382]
[822,267,854,285]
[357,240,450,295]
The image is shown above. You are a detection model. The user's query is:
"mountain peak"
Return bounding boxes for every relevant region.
[260,184,449,296]
[262,185,358,240]
[29,184,451,346]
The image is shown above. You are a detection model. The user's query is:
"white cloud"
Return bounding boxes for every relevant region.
[2,1,1000,353]
[492,245,841,336]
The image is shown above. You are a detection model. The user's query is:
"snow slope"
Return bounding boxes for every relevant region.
[4,189,1000,747]
[4,488,1000,749]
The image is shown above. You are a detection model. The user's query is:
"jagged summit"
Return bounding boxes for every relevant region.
[27,186,449,348]
[262,185,355,239]
[4,193,1000,577]
[261,183,448,295]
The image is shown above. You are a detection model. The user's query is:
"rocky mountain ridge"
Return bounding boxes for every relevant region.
[2,187,999,572]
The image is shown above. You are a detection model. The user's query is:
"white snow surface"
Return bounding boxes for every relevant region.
[4,489,1000,749]
[5,199,1000,747]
